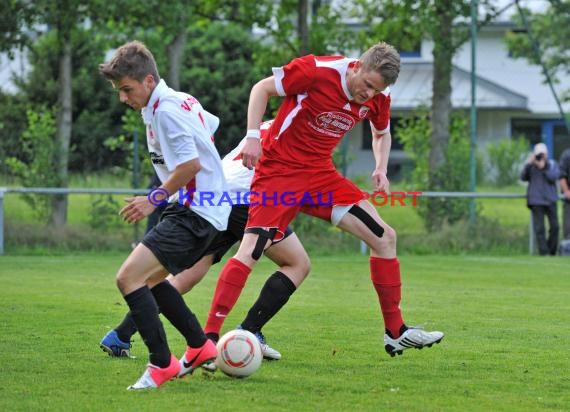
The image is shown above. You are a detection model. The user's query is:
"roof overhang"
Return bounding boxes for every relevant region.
[391,61,528,111]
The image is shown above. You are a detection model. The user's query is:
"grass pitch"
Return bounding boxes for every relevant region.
[1,253,569,411]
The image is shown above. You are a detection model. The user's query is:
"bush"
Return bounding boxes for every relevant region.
[399,216,528,255]
[4,107,58,223]
[4,220,133,254]
[398,108,479,229]
[486,138,528,187]
[2,212,530,256]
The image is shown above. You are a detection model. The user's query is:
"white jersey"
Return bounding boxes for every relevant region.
[221,121,273,204]
[142,79,230,230]
[222,139,253,204]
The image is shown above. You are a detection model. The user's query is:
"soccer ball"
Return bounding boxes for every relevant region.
[215,329,263,378]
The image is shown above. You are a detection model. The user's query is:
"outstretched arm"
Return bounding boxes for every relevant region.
[241,77,279,169]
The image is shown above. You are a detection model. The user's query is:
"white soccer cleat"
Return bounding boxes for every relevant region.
[238,326,282,361]
[127,355,180,390]
[384,326,444,357]
[259,338,282,361]
[201,360,218,372]
[128,369,158,390]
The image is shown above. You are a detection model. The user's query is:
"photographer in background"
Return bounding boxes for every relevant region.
[521,143,560,256]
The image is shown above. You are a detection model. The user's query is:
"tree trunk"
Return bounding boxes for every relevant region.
[298,0,309,55]
[167,31,187,90]
[429,0,454,188]
[50,38,72,228]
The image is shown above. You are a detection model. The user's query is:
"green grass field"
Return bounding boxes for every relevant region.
[1,253,569,411]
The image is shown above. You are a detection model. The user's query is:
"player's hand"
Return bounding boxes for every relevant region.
[371,169,390,193]
[241,137,262,170]
[119,196,156,224]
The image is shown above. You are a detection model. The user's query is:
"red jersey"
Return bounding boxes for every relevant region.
[263,54,391,170]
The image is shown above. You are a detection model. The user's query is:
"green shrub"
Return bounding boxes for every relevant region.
[4,107,58,223]
[4,220,133,254]
[88,194,124,232]
[399,216,528,255]
[486,138,528,187]
[398,108,479,229]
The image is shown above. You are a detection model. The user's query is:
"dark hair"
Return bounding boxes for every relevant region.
[360,42,400,86]
[99,41,159,83]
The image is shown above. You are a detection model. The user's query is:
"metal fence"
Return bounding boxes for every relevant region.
[0,187,535,256]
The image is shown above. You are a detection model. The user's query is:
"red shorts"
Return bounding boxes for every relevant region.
[246,165,365,240]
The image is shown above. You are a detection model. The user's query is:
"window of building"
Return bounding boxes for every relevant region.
[398,40,422,58]
[511,119,542,148]
[511,118,570,160]
[361,118,404,150]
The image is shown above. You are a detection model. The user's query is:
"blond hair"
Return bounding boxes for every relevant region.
[360,42,400,85]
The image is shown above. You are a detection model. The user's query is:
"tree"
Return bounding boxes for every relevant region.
[505,1,570,106]
[3,0,94,227]
[2,0,205,226]
[49,0,75,227]
[0,0,36,55]
[180,22,260,155]
[351,0,505,226]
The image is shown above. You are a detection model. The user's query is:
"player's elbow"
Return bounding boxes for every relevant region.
[253,77,279,98]
[179,158,201,176]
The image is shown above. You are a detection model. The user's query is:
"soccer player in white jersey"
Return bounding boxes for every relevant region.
[99,41,231,389]
[100,121,310,364]
[205,42,444,357]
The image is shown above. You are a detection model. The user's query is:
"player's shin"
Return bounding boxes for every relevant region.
[204,257,252,335]
[151,281,207,347]
[240,271,296,333]
[370,256,405,338]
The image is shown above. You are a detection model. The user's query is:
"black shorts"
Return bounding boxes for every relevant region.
[204,205,294,265]
[204,205,248,264]
[142,203,220,275]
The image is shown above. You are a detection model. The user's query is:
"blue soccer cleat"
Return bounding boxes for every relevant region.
[100,330,133,358]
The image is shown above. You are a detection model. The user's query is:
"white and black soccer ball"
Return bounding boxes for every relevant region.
[215,329,263,378]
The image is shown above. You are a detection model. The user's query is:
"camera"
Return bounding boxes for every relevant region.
[535,153,545,161]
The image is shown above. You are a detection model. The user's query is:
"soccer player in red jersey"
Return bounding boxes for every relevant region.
[204,42,444,357]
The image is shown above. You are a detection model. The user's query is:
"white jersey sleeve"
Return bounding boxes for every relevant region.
[222,138,254,204]
[221,120,273,204]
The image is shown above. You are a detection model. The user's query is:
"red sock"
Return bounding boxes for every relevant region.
[370,256,405,338]
[204,258,251,335]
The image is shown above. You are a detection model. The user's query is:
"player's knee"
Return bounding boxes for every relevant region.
[383,226,397,242]
[371,226,396,252]
[284,256,311,287]
[296,253,311,278]
[115,260,141,293]
[115,270,129,293]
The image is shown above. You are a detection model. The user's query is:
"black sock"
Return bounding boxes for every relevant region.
[124,286,170,367]
[151,281,206,348]
[241,271,296,333]
[115,311,138,343]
